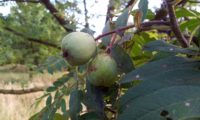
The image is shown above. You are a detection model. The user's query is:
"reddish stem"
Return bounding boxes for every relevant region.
[94,21,170,41]
[110,33,117,47]
[95,24,135,41]
[106,33,117,53]
[166,0,189,47]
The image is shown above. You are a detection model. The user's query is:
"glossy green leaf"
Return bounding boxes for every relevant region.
[150,51,176,61]
[54,91,61,99]
[120,56,199,84]
[126,32,155,66]
[33,93,49,109]
[83,81,104,117]
[29,108,46,120]
[176,8,196,18]
[115,8,129,29]
[64,24,76,31]
[185,118,200,120]
[145,9,155,20]
[101,8,130,46]
[138,0,148,21]
[55,98,62,109]
[180,19,200,31]
[61,99,66,113]
[118,56,200,120]
[46,86,58,92]
[69,90,83,120]
[143,40,199,55]
[29,112,42,120]
[46,95,52,106]
[48,107,58,119]
[101,21,113,46]
[190,9,200,16]
[81,28,95,36]
[53,73,73,87]
[39,56,69,74]
[119,68,200,110]
[118,86,200,120]
[111,45,134,73]
[61,99,69,119]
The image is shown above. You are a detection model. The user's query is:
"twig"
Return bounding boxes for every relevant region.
[40,0,74,32]
[95,21,170,41]
[4,27,61,50]
[125,0,137,8]
[1,0,74,32]
[106,33,117,53]
[110,34,117,47]
[0,86,47,95]
[166,0,189,48]
[83,0,89,28]
[95,24,134,41]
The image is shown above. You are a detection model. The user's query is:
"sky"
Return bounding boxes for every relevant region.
[0,0,163,36]
[77,0,162,36]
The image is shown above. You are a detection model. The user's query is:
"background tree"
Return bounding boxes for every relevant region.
[0,0,80,66]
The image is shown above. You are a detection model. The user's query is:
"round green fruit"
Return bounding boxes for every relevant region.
[87,53,118,87]
[61,32,96,66]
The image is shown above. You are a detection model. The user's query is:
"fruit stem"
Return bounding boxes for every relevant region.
[106,33,117,53]
[77,71,87,79]
[75,67,81,89]
[110,33,117,47]
[76,67,87,84]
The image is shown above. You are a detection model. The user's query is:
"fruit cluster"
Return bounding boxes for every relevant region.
[61,32,118,87]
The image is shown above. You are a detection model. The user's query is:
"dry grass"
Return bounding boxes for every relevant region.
[0,65,65,120]
[0,92,44,120]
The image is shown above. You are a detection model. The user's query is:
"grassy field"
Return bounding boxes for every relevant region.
[0,64,64,120]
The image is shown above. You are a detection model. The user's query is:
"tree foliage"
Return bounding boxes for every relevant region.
[0,0,80,65]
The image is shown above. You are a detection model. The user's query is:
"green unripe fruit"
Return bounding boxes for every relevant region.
[61,32,96,66]
[87,53,118,87]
